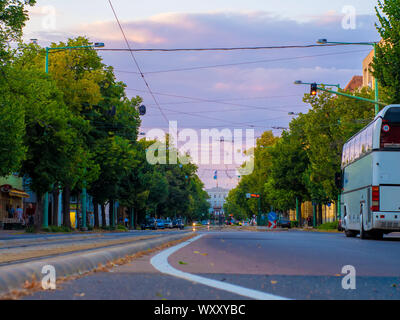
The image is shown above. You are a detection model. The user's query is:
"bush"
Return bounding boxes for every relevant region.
[290,221,299,228]
[40,225,72,233]
[116,224,128,232]
[316,221,339,230]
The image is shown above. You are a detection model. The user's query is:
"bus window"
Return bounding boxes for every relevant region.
[354,134,360,159]
[349,139,354,163]
[381,107,400,149]
[360,130,367,154]
[366,124,373,152]
[342,143,347,166]
[383,107,400,123]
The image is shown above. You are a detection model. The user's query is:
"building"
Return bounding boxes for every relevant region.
[206,187,229,218]
[345,47,377,92]
[344,75,363,92]
[0,175,29,226]
[362,49,375,89]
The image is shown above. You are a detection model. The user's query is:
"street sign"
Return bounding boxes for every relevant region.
[268,211,277,229]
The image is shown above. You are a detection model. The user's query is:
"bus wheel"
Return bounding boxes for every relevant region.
[371,231,384,240]
[345,229,357,237]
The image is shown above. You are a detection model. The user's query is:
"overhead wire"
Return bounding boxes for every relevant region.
[107,0,169,124]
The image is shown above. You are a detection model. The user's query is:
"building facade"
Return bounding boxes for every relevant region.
[0,175,29,225]
[206,187,229,218]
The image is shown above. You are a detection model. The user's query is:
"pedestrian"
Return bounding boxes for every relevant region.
[26,203,35,227]
[16,205,23,223]
[10,205,15,219]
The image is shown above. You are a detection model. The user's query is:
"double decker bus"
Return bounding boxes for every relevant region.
[340,105,400,239]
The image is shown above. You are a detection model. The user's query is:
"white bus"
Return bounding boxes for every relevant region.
[340,105,400,239]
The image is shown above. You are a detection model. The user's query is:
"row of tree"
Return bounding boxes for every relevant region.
[1,0,209,229]
[224,0,400,222]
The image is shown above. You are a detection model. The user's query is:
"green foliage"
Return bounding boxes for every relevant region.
[42,225,72,233]
[373,0,400,104]
[316,221,339,230]
[0,0,36,62]
[0,66,26,176]
[116,224,128,231]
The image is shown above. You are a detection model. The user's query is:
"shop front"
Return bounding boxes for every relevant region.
[0,177,30,229]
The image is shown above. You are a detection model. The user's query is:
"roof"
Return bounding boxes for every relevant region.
[344,75,363,92]
[206,187,230,193]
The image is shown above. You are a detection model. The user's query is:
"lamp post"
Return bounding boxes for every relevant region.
[43,42,105,229]
[316,39,380,116]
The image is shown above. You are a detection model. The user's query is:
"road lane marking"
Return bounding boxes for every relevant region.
[150,234,289,300]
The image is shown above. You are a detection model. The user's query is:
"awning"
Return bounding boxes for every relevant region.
[9,189,30,198]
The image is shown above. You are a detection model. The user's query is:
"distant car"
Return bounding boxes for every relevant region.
[201,220,210,226]
[164,218,173,229]
[173,219,184,230]
[156,219,165,229]
[141,218,157,230]
[277,217,291,228]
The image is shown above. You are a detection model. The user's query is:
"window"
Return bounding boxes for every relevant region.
[366,124,373,152]
[360,130,367,154]
[348,139,354,163]
[354,134,360,159]
[383,107,400,123]
[342,143,347,166]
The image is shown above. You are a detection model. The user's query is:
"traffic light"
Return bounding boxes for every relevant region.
[139,105,146,115]
[310,83,318,96]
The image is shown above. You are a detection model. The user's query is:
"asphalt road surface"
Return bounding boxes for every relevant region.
[24,230,400,300]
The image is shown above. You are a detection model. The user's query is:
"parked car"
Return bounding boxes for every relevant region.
[141,218,157,230]
[173,219,184,230]
[164,218,173,229]
[277,217,291,228]
[156,219,165,229]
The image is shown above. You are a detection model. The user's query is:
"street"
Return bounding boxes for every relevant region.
[19,229,400,300]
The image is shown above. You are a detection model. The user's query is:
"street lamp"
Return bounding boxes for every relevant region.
[316,38,380,116]
[43,41,105,230]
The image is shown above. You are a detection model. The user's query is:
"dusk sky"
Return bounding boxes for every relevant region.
[23,0,381,189]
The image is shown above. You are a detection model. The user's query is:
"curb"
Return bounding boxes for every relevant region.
[0,232,191,296]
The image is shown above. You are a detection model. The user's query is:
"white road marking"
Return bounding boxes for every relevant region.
[150,234,290,300]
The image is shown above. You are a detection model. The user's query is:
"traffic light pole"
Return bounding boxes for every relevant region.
[316,86,386,108]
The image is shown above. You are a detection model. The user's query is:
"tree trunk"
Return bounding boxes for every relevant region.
[35,195,43,230]
[62,186,71,228]
[101,203,106,228]
[94,201,99,229]
[52,187,59,227]
[318,204,323,225]
[76,193,81,230]
[109,200,114,228]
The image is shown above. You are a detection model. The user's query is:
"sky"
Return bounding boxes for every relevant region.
[23,0,381,189]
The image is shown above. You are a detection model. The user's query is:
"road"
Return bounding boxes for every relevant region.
[20,229,400,300]
[0,230,186,266]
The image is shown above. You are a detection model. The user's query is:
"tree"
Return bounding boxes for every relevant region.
[0,0,36,62]
[0,66,26,176]
[373,0,400,104]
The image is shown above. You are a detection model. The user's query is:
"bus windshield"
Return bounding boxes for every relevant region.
[381,107,400,149]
